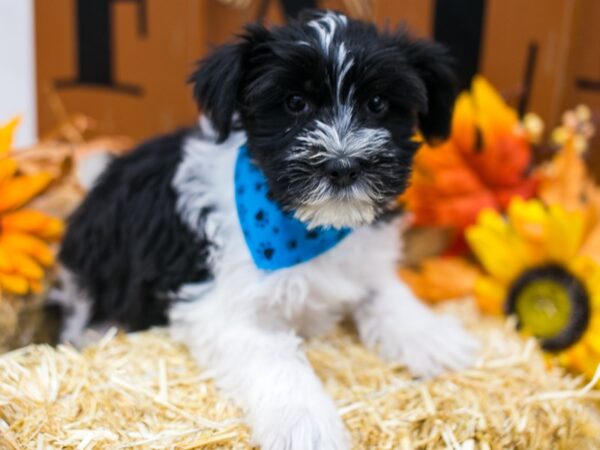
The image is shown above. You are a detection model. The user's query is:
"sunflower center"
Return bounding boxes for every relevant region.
[514,279,571,338]
[506,264,591,352]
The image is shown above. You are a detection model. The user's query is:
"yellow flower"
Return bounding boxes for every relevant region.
[466,198,600,379]
[0,117,64,296]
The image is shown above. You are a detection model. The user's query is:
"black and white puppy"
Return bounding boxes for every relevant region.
[59,10,478,450]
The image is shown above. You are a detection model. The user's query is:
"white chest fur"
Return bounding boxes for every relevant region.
[171,130,405,337]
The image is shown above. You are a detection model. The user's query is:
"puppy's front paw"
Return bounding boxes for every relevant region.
[252,401,349,450]
[380,312,479,379]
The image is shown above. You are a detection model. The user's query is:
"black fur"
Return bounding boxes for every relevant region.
[395,33,457,143]
[189,24,271,142]
[59,130,213,330]
[190,13,456,145]
[190,12,457,217]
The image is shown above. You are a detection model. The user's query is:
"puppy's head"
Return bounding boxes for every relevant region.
[191,10,457,229]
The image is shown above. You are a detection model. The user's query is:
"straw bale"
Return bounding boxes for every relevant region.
[1,300,599,449]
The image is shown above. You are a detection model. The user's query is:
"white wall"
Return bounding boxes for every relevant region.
[0,0,36,147]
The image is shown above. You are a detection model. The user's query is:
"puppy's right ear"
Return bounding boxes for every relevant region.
[189,25,269,142]
[393,30,458,145]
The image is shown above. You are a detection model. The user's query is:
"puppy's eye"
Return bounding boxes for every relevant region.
[285,95,309,114]
[367,95,388,117]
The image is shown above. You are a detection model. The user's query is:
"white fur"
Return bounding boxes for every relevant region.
[294,197,376,229]
[308,12,354,108]
[76,151,113,190]
[49,270,92,345]
[307,11,347,57]
[295,121,391,162]
[169,125,479,450]
[291,121,391,228]
[50,269,118,348]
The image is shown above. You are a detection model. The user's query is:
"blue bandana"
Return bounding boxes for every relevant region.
[235,144,352,271]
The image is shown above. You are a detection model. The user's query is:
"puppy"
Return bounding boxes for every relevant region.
[58,10,478,450]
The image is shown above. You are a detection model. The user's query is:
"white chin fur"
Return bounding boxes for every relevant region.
[294,199,376,229]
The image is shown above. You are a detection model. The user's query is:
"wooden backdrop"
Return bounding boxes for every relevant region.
[35,0,599,154]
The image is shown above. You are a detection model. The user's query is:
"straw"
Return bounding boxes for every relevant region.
[1,299,599,449]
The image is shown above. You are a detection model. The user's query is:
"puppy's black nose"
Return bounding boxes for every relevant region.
[324,158,361,187]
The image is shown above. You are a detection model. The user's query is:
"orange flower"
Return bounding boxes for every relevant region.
[403,76,538,232]
[538,107,600,213]
[399,257,480,303]
[0,117,64,296]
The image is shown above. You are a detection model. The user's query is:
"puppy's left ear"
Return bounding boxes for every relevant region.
[402,37,458,144]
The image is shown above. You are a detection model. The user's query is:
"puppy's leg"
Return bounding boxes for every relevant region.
[353,280,479,378]
[171,304,349,450]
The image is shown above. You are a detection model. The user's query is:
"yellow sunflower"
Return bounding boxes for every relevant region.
[0,117,64,296]
[466,197,600,378]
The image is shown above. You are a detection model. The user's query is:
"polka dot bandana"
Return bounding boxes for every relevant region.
[235,144,352,271]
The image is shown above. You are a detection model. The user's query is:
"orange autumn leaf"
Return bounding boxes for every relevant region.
[537,107,600,263]
[0,158,17,185]
[0,172,54,212]
[399,257,480,302]
[0,247,13,272]
[1,210,64,240]
[0,232,55,267]
[6,250,44,280]
[581,225,600,265]
[0,116,20,154]
[403,76,538,234]
[538,139,600,212]
[451,92,477,151]
[0,272,28,295]
[29,279,43,294]
[0,117,64,297]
